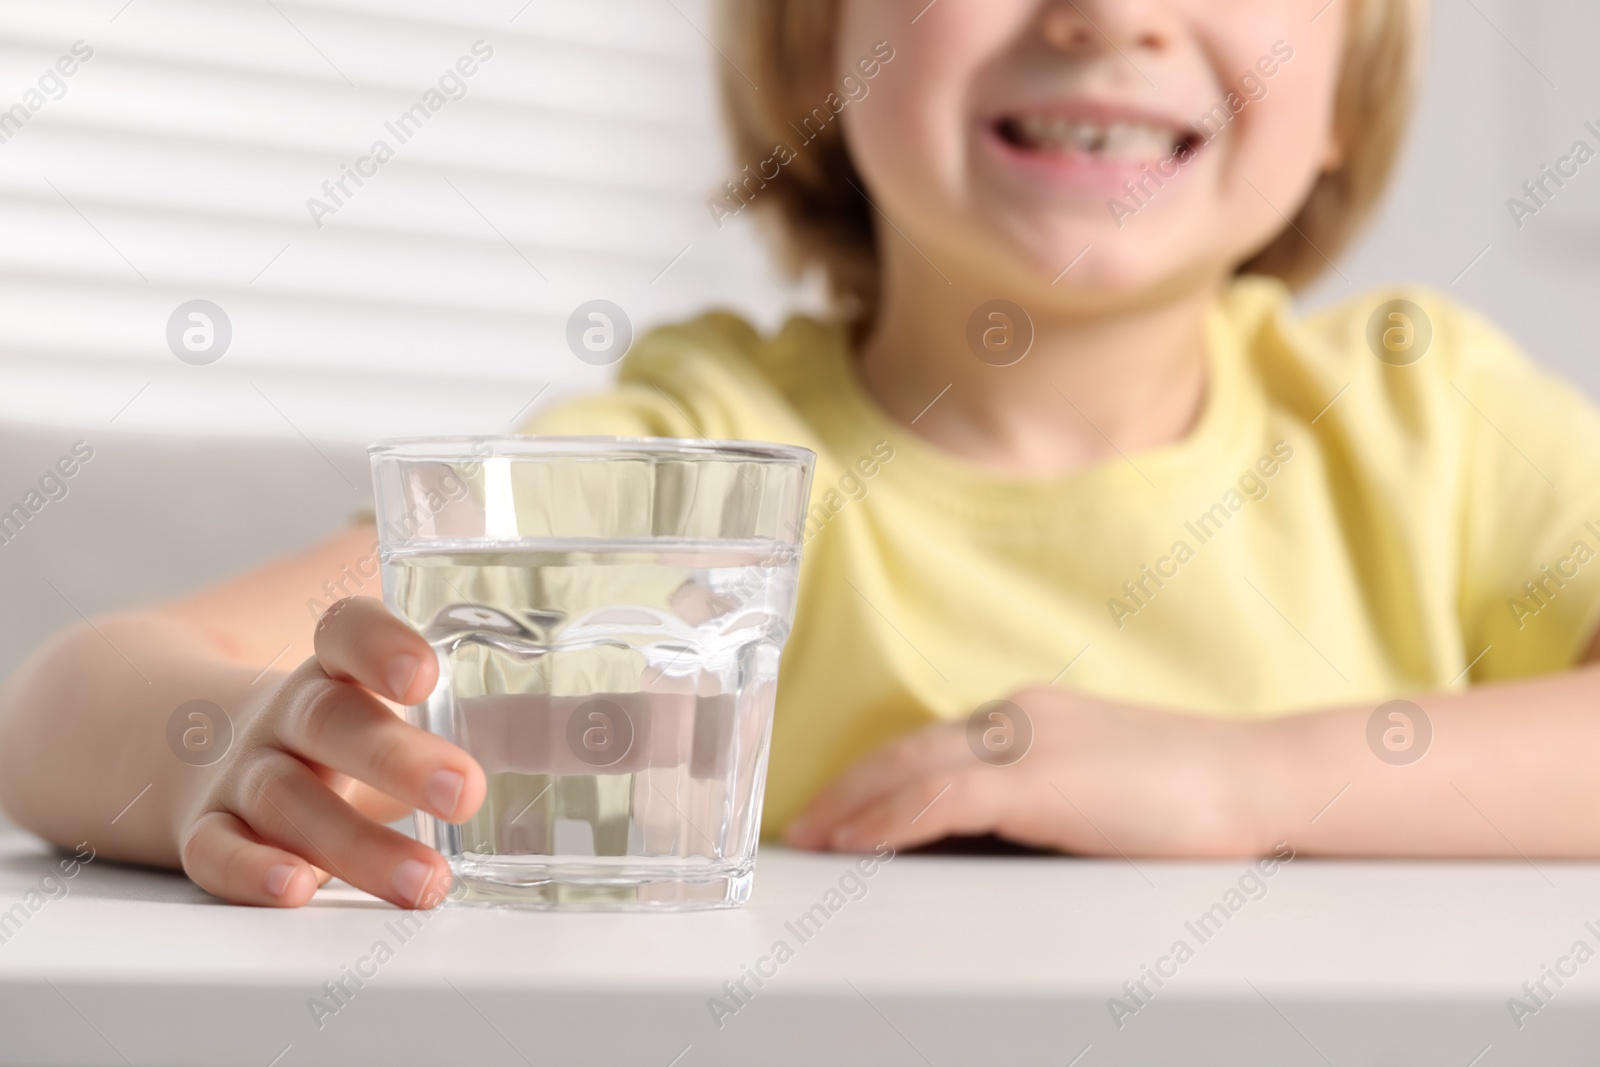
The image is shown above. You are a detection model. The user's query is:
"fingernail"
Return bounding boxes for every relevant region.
[387,654,420,701]
[264,863,298,899]
[783,817,813,847]
[391,858,432,907]
[427,769,464,818]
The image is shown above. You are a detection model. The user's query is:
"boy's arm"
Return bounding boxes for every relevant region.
[787,637,1600,859]
[1247,634,1600,858]
[0,523,449,876]
[0,522,376,860]
[0,610,275,865]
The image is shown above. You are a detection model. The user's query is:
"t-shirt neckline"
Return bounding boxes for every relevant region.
[803,294,1265,517]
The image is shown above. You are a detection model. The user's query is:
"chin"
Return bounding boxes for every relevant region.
[975,210,1217,302]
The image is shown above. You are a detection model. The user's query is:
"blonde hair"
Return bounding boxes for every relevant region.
[716,0,1427,324]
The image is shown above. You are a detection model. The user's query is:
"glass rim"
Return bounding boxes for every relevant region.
[368,434,815,465]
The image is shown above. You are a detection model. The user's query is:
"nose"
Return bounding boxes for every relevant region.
[1040,0,1172,56]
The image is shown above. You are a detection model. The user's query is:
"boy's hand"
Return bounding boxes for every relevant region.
[784,687,1267,858]
[173,597,485,908]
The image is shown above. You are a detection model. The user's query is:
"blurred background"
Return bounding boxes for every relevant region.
[0,0,1595,678]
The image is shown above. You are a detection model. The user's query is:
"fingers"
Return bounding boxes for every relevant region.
[188,596,473,910]
[785,723,971,849]
[277,673,484,824]
[314,597,438,705]
[827,773,1010,853]
[241,753,453,909]
[182,810,321,908]
[340,778,415,826]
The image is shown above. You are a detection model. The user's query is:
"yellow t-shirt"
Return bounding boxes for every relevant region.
[528,276,1600,836]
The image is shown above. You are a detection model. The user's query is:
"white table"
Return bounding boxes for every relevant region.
[1,822,1597,1066]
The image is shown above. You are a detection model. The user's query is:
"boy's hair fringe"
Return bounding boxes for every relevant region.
[715,0,1427,324]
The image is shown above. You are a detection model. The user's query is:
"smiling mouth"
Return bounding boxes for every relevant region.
[994,114,1201,164]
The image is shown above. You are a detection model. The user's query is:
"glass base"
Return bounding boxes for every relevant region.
[445,856,754,911]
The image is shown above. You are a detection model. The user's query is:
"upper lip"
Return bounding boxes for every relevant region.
[984,98,1196,138]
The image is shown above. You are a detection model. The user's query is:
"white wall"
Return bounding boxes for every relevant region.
[1302,0,1600,391]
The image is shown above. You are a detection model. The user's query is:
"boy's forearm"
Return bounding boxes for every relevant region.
[0,613,270,868]
[1246,665,1600,858]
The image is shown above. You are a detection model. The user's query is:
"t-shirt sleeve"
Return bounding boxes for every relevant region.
[1454,311,1600,681]
[521,312,782,441]
[523,382,709,438]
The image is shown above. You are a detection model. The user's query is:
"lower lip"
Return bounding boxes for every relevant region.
[979,124,1196,194]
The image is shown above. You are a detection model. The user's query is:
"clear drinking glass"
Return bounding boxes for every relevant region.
[369,436,815,910]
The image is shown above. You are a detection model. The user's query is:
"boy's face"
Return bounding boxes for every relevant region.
[837,0,1346,303]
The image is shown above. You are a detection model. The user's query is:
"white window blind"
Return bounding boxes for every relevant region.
[0,0,808,442]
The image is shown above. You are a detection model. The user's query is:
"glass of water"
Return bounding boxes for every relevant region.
[368,436,814,910]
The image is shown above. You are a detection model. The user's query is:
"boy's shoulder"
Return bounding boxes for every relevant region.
[621,309,840,390]
[528,309,839,447]
[1221,276,1600,523]
[617,308,847,424]
[1220,275,1589,444]
[1226,274,1529,383]
[625,309,765,365]
[1222,278,1548,406]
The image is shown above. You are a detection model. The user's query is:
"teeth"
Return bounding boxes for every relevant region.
[1018,116,1053,144]
[1010,116,1181,160]
[1104,122,1173,158]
